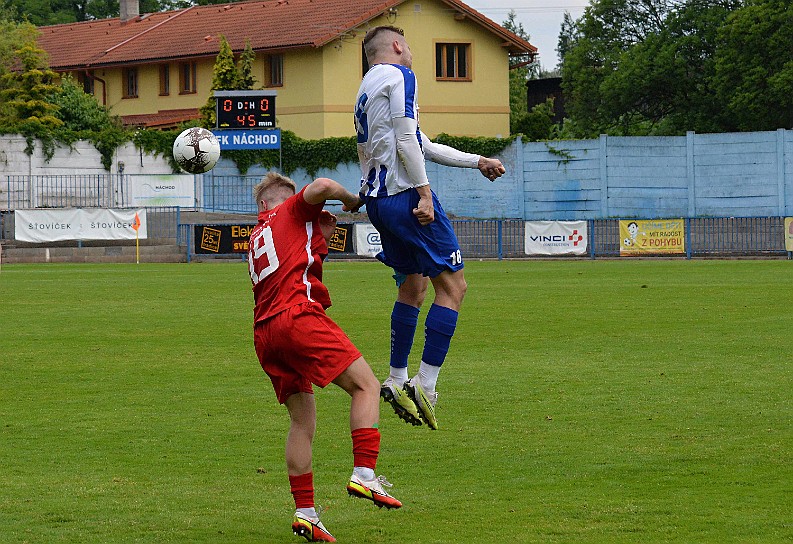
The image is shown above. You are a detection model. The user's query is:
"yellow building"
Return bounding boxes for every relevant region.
[37,0,535,139]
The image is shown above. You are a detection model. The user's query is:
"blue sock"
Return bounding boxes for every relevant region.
[421,304,459,367]
[391,302,419,371]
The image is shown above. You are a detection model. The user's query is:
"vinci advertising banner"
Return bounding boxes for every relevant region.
[127,174,195,207]
[620,219,685,255]
[785,217,793,252]
[524,221,588,255]
[15,208,147,242]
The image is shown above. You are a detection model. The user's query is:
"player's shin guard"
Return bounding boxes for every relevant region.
[390,302,419,377]
[289,472,315,509]
[351,427,380,471]
[421,304,458,373]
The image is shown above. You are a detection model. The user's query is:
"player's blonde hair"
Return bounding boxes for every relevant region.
[363,25,404,64]
[253,172,296,206]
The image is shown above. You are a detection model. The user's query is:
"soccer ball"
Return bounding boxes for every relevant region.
[172,127,220,174]
[623,238,633,247]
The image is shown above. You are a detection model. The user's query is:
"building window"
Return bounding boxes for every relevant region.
[435,43,471,81]
[78,71,94,95]
[179,62,197,94]
[122,67,138,98]
[159,64,170,96]
[265,54,283,87]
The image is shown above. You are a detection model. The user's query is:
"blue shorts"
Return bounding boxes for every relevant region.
[364,188,463,279]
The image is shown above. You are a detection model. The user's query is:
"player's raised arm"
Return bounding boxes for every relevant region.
[420,131,506,182]
[303,177,363,212]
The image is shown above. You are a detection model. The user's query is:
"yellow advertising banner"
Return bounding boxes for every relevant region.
[785,217,793,252]
[620,219,686,255]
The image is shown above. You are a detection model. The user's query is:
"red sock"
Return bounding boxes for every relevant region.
[351,427,380,470]
[289,472,314,509]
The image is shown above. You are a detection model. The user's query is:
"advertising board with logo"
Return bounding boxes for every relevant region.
[193,223,356,255]
[15,208,147,242]
[326,223,353,253]
[619,219,685,255]
[128,174,195,207]
[524,221,588,255]
[194,224,255,254]
[354,223,382,257]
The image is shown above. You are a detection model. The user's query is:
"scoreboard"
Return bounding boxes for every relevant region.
[214,90,276,129]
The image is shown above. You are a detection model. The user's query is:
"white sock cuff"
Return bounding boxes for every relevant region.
[418,361,441,392]
[297,507,317,519]
[389,366,409,385]
[353,466,375,481]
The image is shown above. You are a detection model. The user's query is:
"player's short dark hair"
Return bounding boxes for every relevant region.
[363,25,404,46]
[363,25,405,63]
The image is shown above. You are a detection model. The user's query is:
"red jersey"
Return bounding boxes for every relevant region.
[248,187,331,323]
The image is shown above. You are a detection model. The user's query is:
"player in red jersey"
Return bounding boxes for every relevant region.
[248,172,402,543]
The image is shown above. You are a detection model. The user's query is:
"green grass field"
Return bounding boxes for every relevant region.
[0,260,791,543]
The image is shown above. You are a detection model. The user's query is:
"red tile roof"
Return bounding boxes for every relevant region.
[121,108,201,129]
[38,0,535,70]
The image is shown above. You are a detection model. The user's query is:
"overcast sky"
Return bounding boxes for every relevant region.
[463,1,588,68]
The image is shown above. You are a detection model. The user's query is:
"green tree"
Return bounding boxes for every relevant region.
[0,17,38,90]
[514,98,555,141]
[199,34,238,128]
[502,10,539,134]
[1,0,186,24]
[712,0,793,131]
[236,39,256,90]
[556,11,579,71]
[562,0,743,137]
[50,74,117,131]
[561,0,677,137]
[600,1,738,135]
[0,39,62,131]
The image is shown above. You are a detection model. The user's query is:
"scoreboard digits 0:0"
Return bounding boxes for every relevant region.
[214,91,276,129]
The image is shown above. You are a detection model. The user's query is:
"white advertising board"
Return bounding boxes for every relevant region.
[354,223,382,257]
[15,209,147,242]
[127,174,195,207]
[524,221,588,255]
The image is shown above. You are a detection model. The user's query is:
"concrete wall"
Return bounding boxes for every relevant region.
[2,129,792,220]
[519,130,793,219]
[0,135,174,177]
[519,130,792,220]
[204,130,793,219]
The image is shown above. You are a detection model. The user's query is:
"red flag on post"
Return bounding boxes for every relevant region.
[132,212,141,232]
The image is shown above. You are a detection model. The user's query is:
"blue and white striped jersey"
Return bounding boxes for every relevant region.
[354,63,426,198]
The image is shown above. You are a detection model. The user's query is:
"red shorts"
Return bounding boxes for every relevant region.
[254,301,362,404]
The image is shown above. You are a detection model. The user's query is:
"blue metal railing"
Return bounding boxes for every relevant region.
[174,216,792,261]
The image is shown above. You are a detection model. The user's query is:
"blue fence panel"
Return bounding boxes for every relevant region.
[689,217,787,257]
[591,219,620,257]
[172,216,789,262]
[4,176,27,209]
[143,207,180,240]
[204,175,259,213]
